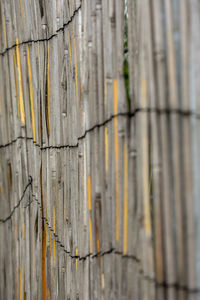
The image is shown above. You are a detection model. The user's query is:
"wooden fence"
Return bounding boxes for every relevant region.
[0,0,200,299]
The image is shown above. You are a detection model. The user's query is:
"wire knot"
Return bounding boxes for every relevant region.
[28,175,33,184]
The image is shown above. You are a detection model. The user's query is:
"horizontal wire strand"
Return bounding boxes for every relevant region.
[0,176,32,223]
[0,107,200,150]
[1,176,200,294]
[34,192,200,294]
[31,194,200,294]
[0,3,82,56]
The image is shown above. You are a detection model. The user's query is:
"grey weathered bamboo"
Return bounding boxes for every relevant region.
[1,0,200,299]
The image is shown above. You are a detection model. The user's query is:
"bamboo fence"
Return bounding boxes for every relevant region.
[0,0,200,299]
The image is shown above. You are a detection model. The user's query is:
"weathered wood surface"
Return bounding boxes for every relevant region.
[0,0,200,299]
